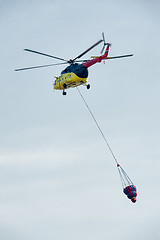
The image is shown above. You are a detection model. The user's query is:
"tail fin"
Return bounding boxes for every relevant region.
[91,43,111,59]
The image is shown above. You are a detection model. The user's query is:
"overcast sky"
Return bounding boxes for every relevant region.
[0,0,160,239]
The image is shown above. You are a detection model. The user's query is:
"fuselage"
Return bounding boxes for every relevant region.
[54,63,88,90]
[54,44,110,91]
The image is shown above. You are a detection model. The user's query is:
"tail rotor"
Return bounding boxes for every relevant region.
[101,32,111,54]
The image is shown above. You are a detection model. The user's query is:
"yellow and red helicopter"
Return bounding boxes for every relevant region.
[15,33,133,95]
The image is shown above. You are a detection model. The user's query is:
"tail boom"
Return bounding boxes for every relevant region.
[82,44,111,68]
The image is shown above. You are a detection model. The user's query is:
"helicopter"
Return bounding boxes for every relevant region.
[15,33,133,95]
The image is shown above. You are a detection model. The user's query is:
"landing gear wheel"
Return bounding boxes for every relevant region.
[87,84,90,89]
[62,90,67,95]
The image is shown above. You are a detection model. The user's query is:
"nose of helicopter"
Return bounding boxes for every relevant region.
[53,76,58,89]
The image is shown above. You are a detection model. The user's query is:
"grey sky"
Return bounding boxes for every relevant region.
[0,0,160,239]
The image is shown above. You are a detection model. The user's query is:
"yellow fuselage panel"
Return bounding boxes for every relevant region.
[54,72,87,90]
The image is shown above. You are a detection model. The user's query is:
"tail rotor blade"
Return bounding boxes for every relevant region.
[102,32,105,42]
[101,45,105,54]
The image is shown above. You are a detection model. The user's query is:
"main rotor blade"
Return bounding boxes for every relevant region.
[106,54,133,59]
[24,49,68,61]
[75,60,89,62]
[72,39,103,61]
[15,62,68,71]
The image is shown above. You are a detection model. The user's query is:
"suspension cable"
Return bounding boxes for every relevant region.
[77,87,118,165]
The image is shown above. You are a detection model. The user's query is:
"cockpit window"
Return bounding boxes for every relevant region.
[61,65,71,74]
